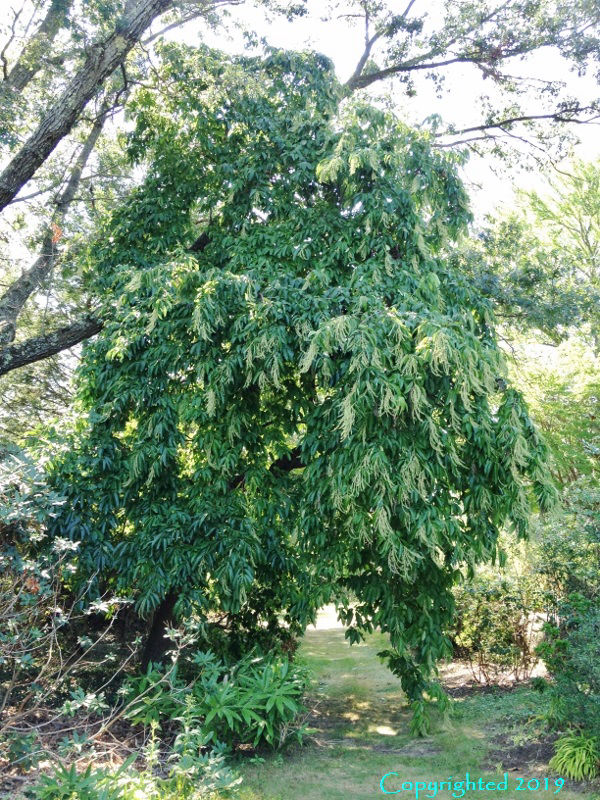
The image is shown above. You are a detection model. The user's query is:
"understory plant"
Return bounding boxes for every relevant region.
[26,727,241,800]
[122,649,310,750]
[549,731,600,781]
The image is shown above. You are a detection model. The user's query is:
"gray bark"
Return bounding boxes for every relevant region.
[0,0,176,212]
[0,105,109,345]
[0,316,102,377]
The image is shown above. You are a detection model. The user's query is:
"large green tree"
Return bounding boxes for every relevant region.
[47,46,553,715]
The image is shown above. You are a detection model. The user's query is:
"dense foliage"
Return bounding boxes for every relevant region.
[534,481,600,744]
[2,0,600,793]
[41,46,555,719]
[451,573,544,683]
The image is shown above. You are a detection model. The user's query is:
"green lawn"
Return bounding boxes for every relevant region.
[230,628,599,800]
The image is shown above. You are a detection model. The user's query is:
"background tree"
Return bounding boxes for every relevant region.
[510,340,599,486]
[455,160,600,349]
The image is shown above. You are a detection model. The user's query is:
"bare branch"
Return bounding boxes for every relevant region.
[2,0,74,95]
[0,101,110,345]
[0,315,103,377]
[0,0,176,213]
[142,9,213,45]
[347,17,386,88]
[436,106,600,139]
[0,5,23,82]
[344,1,541,93]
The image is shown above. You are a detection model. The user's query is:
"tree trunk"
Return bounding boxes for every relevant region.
[0,0,173,212]
[2,0,74,95]
[0,315,102,376]
[140,590,178,671]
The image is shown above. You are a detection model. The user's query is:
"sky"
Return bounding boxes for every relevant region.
[172,0,600,220]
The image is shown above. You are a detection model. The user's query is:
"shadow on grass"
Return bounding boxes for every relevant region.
[233,628,598,800]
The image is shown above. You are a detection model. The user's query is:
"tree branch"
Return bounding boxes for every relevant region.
[345,54,481,91]
[1,0,74,95]
[436,106,600,139]
[343,1,567,94]
[142,9,213,45]
[0,6,23,82]
[347,8,387,91]
[0,0,176,213]
[270,447,304,474]
[0,101,110,345]
[229,446,303,491]
[0,316,102,377]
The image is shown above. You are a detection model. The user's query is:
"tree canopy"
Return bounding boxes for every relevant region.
[45,46,554,710]
[1,0,600,394]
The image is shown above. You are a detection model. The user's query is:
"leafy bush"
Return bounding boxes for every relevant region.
[451,575,545,683]
[549,731,600,781]
[123,650,310,750]
[533,479,600,743]
[537,596,600,736]
[192,652,309,749]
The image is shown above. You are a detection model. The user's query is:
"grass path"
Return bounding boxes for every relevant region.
[233,627,598,800]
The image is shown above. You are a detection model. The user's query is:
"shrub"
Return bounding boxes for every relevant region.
[122,650,310,750]
[537,596,600,737]
[534,480,600,740]
[192,652,309,749]
[451,575,545,683]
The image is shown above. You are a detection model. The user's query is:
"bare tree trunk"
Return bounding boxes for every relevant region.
[0,0,175,212]
[0,103,109,346]
[1,0,74,95]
